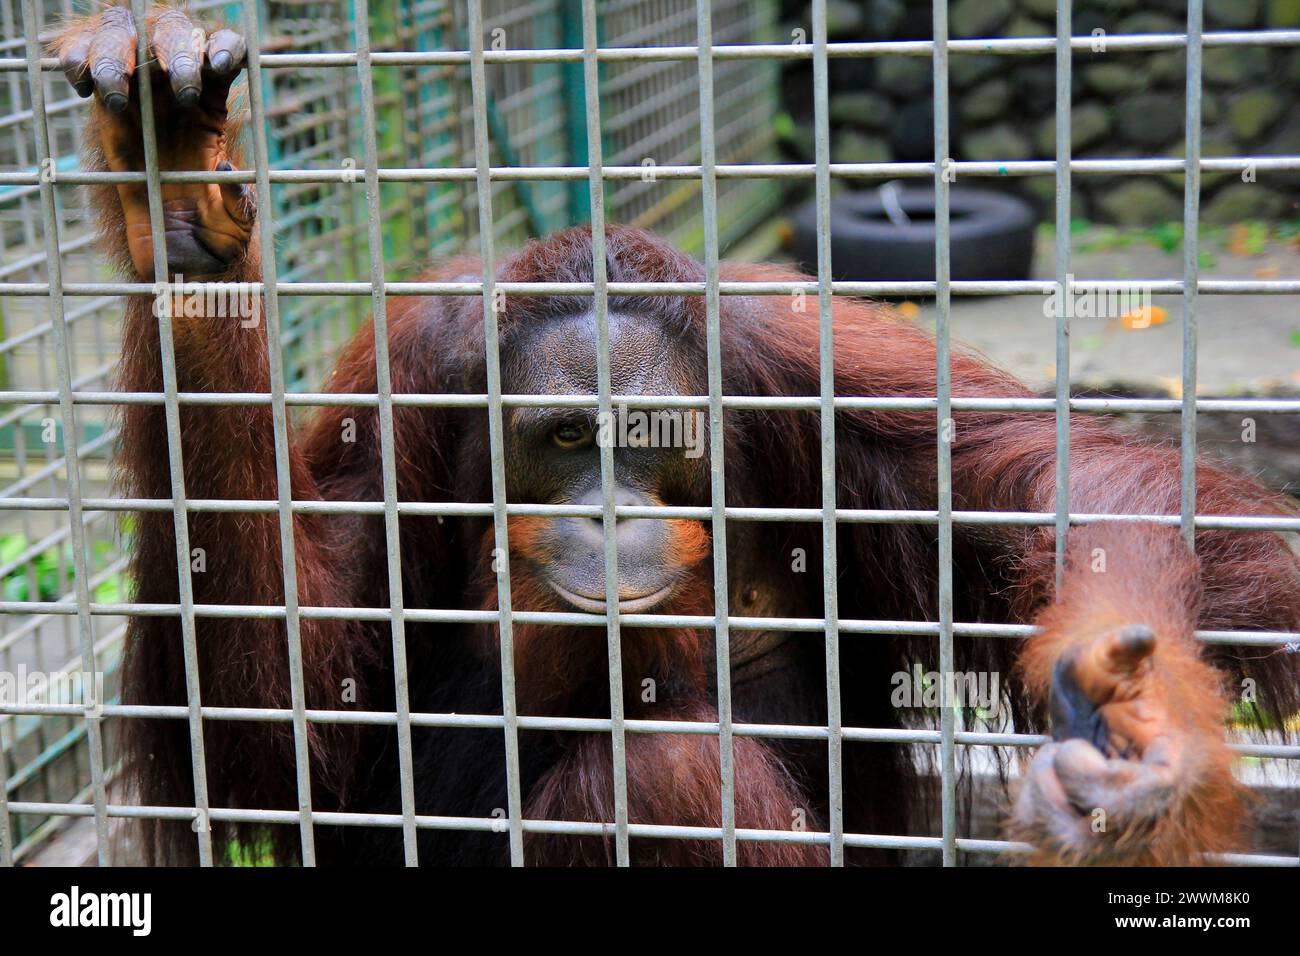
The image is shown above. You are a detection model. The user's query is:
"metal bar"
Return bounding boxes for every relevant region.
[9,278,1298,298]
[1181,0,1204,548]
[1053,1,1072,592]
[7,154,1300,189]
[810,0,843,868]
[239,0,319,866]
[2,796,1294,866]
[0,392,1298,415]
[694,0,736,867]
[0,643,8,862]
[2,701,1297,759]
[580,0,631,867]
[128,0,216,866]
[5,155,1300,189]
[353,0,421,866]
[0,500,1297,533]
[0,599,1294,646]
[467,0,526,867]
[931,0,957,869]
[17,0,110,867]
[6,29,1300,73]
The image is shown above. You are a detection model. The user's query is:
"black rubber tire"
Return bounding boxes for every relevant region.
[788,186,1037,287]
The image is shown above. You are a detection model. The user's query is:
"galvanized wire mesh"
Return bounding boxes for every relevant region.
[0,0,1295,867]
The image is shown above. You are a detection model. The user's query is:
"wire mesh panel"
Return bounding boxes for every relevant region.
[598,0,779,245]
[0,0,127,861]
[0,0,1295,868]
[0,0,779,864]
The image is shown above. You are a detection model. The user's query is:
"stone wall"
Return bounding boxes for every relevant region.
[775,0,1300,224]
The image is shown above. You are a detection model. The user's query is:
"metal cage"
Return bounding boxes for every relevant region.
[0,0,1297,867]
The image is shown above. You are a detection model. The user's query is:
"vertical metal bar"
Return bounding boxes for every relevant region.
[1180,0,1203,548]
[239,0,320,865]
[19,0,109,866]
[467,0,527,866]
[0,729,9,864]
[1,1,44,822]
[0,622,8,864]
[694,0,737,867]
[810,0,843,867]
[931,0,957,867]
[126,0,215,866]
[1053,2,1072,591]
[351,0,422,866]
[579,0,631,868]
[0,0,21,859]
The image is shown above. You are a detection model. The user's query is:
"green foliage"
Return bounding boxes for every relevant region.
[0,534,124,603]
[1231,699,1279,732]
[773,111,797,141]
[1071,218,1300,256]
[226,836,278,867]
[1149,221,1183,254]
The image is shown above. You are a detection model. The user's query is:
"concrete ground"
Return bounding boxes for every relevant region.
[925,232,1300,396]
[733,223,1300,488]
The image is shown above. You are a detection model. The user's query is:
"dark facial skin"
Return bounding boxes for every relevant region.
[500,309,710,612]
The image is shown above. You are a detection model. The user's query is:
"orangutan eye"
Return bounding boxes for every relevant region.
[552,421,593,449]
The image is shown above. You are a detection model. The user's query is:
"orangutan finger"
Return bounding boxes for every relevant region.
[151,9,206,107]
[1096,624,1156,675]
[87,6,137,114]
[1054,737,1175,825]
[205,28,247,76]
[58,27,95,98]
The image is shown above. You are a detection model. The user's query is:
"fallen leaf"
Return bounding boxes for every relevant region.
[1227,223,1250,257]
[1120,305,1168,330]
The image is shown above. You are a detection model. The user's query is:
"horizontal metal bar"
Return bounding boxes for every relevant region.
[3,279,1296,297]
[0,596,1290,646]
[0,494,1293,535]
[0,797,1004,851]
[0,391,1296,414]
[3,800,1292,864]
[5,156,1297,190]
[1,701,1294,760]
[3,30,1298,74]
